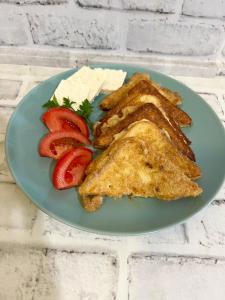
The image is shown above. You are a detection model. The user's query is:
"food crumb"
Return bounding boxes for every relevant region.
[81,196,103,212]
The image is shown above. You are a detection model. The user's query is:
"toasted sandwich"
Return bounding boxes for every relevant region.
[100,73,150,110]
[94,80,192,139]
[100,73,182,111]
[94,103,195,161]
[79,121,202,211]
[148,79,182,106]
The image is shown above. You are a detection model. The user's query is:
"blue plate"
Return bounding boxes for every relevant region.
[5,64,225,235]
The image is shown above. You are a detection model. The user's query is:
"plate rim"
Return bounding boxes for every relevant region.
[5,63,225,235]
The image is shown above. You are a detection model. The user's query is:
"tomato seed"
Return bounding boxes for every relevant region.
[53,137,79,147]
[67,160,79,172]
[65,171,73,183]
[50,144,57,155]
[62,120,80,132]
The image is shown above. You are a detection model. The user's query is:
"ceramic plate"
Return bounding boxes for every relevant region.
[5,64,225,235]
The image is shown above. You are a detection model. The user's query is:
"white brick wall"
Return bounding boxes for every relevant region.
[127,18,224,55]
[0,12,29,46]
[27,11,121,49]
[128,255,225,300]
[78,0,121,9]
[0,183,37,229]
[183,0,225,18]
[0,248,43,300]
[199,93,224,119]
[4,0,67,3]
[0,0,225,75]
[34,251,117,300]
[0,62,225,299]
[186,203,225,246]
[122,0,179,13]
[0,79,22,100]
[0,248,117,300]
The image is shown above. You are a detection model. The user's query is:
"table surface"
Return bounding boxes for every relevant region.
[0,64,225,300]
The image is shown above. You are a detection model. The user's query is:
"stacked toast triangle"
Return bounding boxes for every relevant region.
[79,73,202,211]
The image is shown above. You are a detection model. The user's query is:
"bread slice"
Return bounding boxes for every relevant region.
[100,72,150,110]
[80,120,202,203]
[94,80,192,142]
[99,73,182,110]
[94,103,195,161]
[148,79,182,106]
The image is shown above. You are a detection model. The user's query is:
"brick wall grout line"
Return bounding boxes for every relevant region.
[182,224,190,243]
[179,0,185,15]
[0,228,122,251]
[182,11,225,21]
[130,253,225,264]
[216,93,225,114]
[116,248,129,300]
[68,1,225,25]
[22,11,35,46]
[216,39,225,62]
[15,79,31,105]
[125,243,225,259]
[0,46,220,69]
[173,0,185,21]
[71,3,177,20]
[1,228,225,258]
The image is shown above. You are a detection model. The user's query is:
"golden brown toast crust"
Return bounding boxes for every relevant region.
[80,122,202,200]
[89,121,200,180]
[94,80,192,144]
[99,73,182,111]
[114,121,200,179]
[100,73,150,110]
[93,103,195,161]
[149,80,182,106]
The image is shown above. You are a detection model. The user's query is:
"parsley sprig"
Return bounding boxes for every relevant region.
[62,97,76,110]
[76,99,93,127]
[43,96,93,127]
[43,95,59,109]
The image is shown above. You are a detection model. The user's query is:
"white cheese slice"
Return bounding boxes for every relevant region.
[95,68,126,92]
[68,66,105,101]
[85,69,105,101]
[67,66,91,81]
[52,77,89,110]
[51,66,127,109]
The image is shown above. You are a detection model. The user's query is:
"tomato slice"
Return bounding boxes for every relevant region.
[39,130,90,160]
[42,108,89,137]
[53,147,93,189]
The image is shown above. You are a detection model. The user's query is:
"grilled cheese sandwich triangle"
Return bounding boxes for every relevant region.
[79,121,202,203]
[100,72,150,110]
[100,72,182,110]
[94,80,191,139]
[94,103,195,161]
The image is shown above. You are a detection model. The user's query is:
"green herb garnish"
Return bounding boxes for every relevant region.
[77,99,92,120]
[43,96,93,127]
[42,95,59,109]
[62,97,76,110]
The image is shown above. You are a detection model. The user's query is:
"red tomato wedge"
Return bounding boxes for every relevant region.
[53,147,93,189]
[39,130,90,160]
[42,108,89,137]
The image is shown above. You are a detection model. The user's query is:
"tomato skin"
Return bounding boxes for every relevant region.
[39,130,90,160]
[42,108,89,137]
[53,147,93,189]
